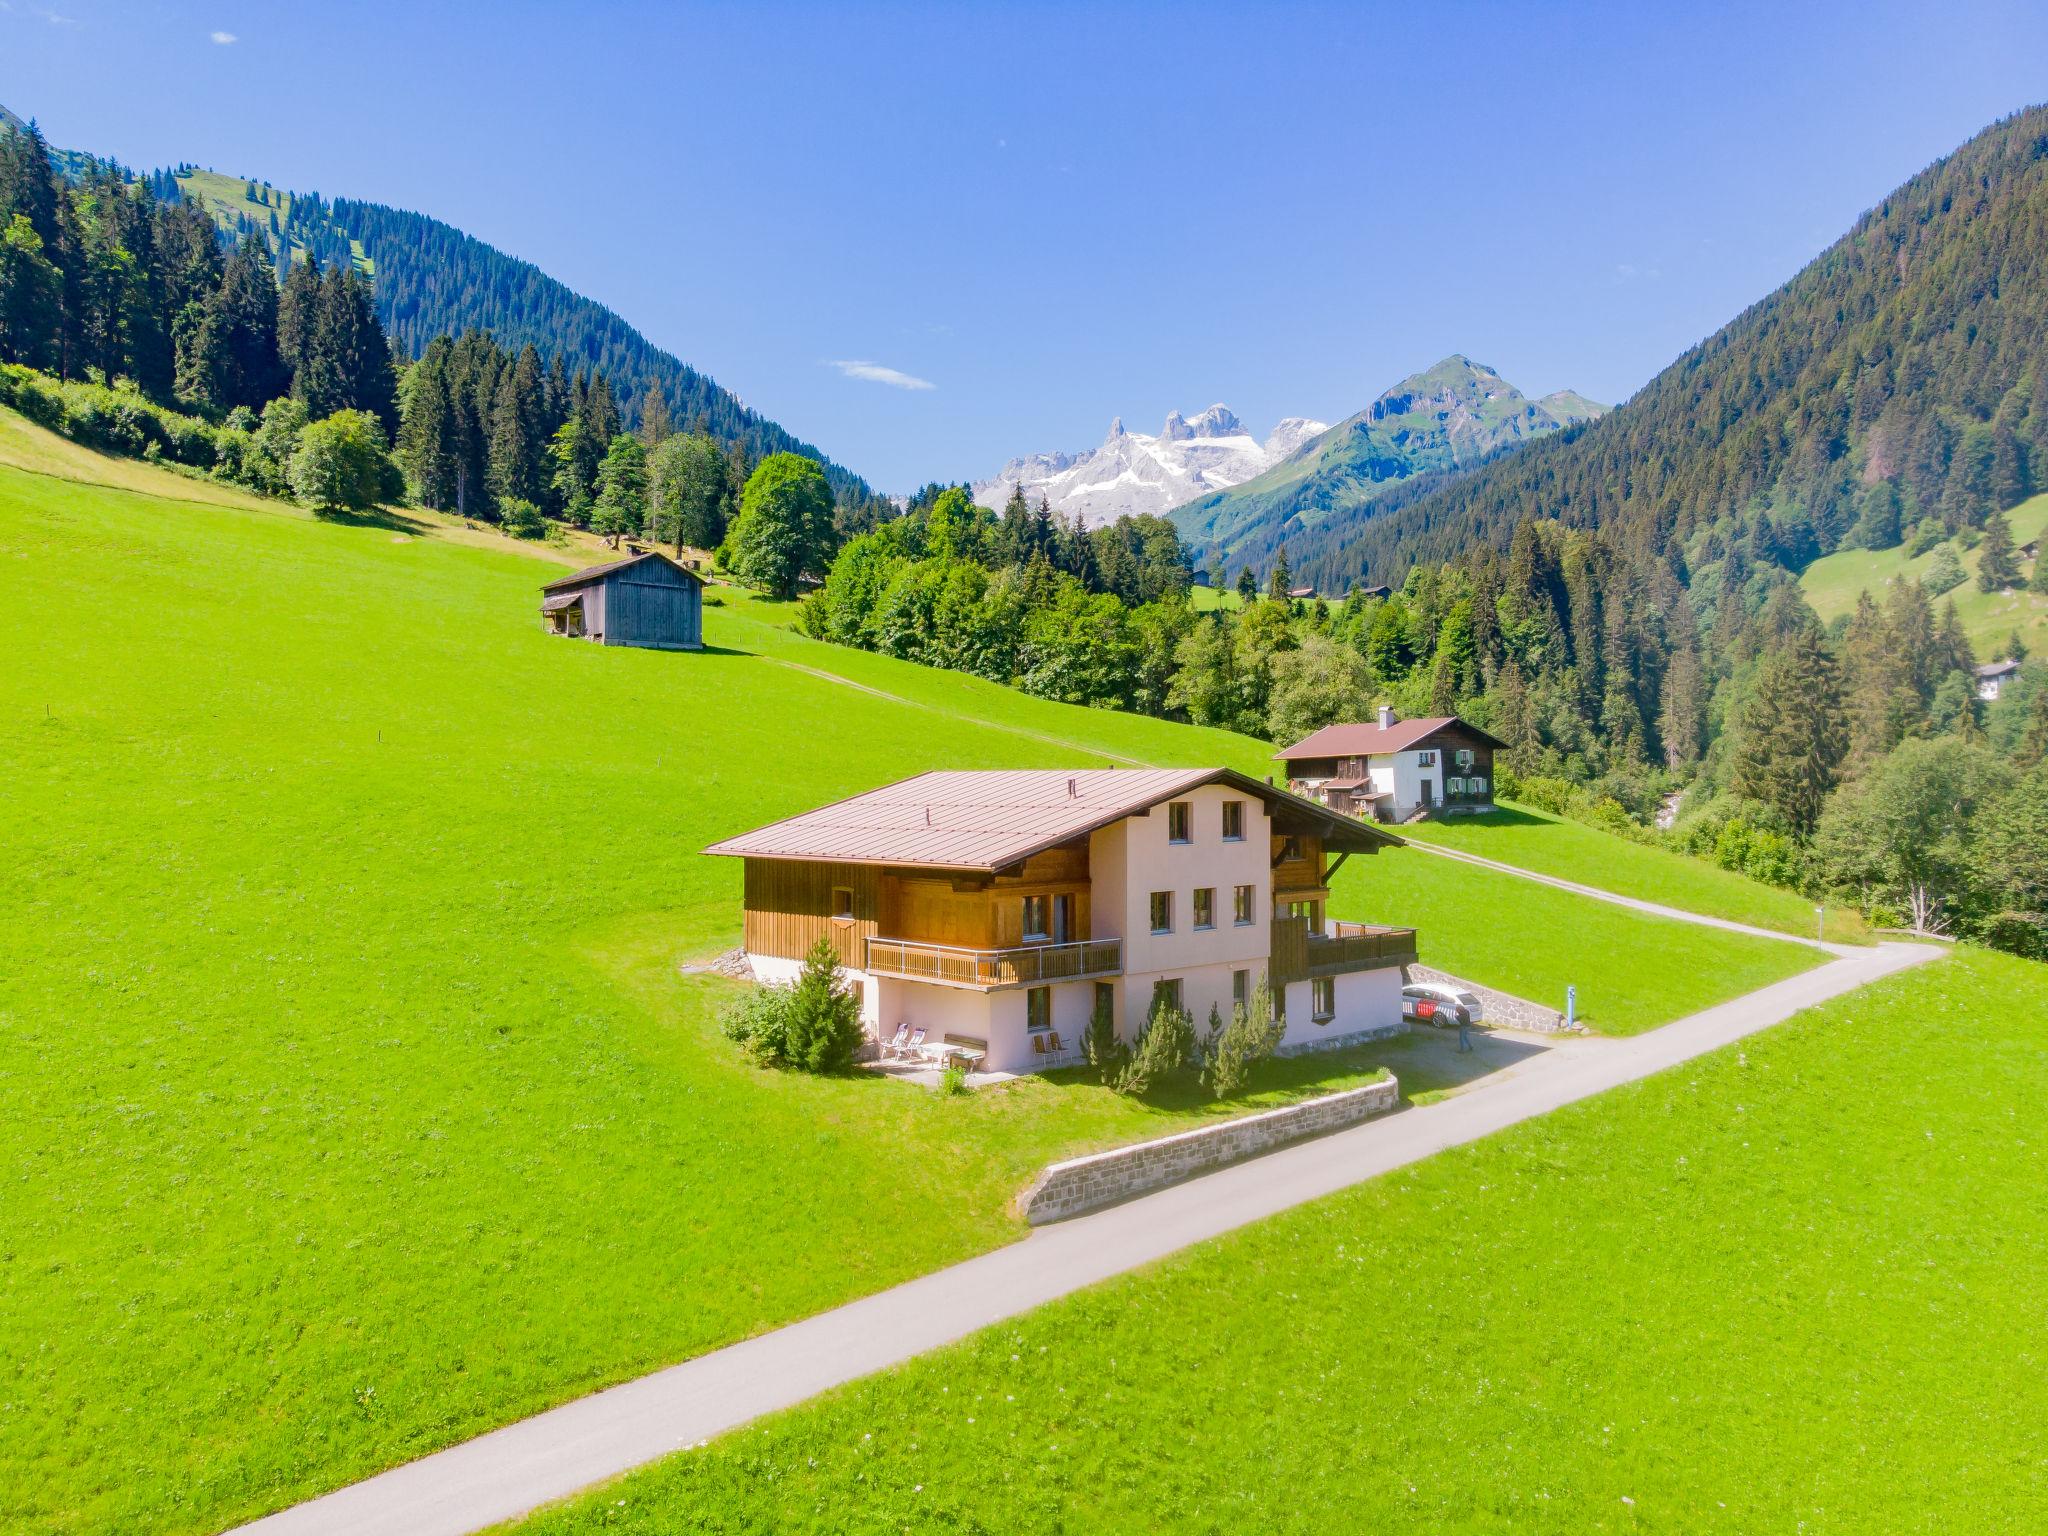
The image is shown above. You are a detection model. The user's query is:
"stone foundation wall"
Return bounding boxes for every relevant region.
[1016,1074,1400,1225]
[1407,963,1567,1032]
[1276,1020,1405,1056]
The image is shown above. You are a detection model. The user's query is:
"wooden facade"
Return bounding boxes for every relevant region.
[542,551,704,651]
[741,843,1096,972]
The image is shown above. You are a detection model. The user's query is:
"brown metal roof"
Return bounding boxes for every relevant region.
[1277,715,1508,759]
[704,767,1400,871]
[541,549,704,594]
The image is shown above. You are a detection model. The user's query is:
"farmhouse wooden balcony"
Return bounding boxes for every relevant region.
[1269,916,1418,986]
[864,935,1123,990]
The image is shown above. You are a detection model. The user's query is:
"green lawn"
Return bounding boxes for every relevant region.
[1401,800,1872,945]
[1335,845,1820,1033]
[512,947,2048,1536]
[1799,491,2046,659]
[0,419,1829,1533]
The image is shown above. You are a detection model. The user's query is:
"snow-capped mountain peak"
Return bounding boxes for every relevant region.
[976,404,1330,526]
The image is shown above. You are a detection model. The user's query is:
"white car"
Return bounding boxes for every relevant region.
[1401,983,1484,1028]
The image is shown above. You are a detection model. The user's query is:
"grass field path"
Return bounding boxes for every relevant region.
[235,942,1940,1536]
[1402,837,1842,953]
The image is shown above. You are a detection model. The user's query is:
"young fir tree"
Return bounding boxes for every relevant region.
[1268,546,1293,601]
[1976,508,2022,591]
[1728,626,1848,837]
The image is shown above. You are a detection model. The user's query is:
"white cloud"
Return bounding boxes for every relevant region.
[827,359,935,391]
[210,28,237,43]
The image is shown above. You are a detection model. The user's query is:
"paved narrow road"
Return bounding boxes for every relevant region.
[236,940,1939,1536]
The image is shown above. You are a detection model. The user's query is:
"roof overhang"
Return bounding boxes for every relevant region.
[704,766,1402,870]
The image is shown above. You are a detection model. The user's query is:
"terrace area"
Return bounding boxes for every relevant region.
[864,935,1124,990]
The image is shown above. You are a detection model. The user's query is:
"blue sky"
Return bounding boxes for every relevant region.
[7,1,2048,491]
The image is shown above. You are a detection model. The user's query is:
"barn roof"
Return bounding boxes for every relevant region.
[1276,715,1508,759]
[704,767,1401,872]
[542,549,704,594]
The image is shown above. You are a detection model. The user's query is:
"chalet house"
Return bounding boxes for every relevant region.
[1277,707,1507,822]
[1977,658,2022,702]
[704,767,1415,1075]
[540,550,704,651]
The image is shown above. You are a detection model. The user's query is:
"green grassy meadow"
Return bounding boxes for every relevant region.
[513,946,2046,1536]
[1401,800,1873,945]
[0,414,1829,1532]
[1799,491,2046,658]
[1335,845,1818,1033]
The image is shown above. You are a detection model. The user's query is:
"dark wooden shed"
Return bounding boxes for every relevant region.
[541,550,704,651]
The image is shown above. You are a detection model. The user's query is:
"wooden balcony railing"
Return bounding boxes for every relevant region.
[864,936,1123,990]
[1270,916,1418,985]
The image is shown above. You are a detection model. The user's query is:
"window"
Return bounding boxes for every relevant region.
[1446,776,1465,796]
[1471,776,1489,795]
[1022,894,1049,941]
[1193,887,1215,930]
[1289,898,1323,935]
[1233,883,1256,925]
[1312,976,1335,1021]
[1455,748,1474,769]
[1221,800,1245,840]
[1053,893,1074,944]
[1149,890,1174,933]
[1167,800,1192,843]
[1232,969,1250,1011]
[1027,985,1052,1033]
[831,886,855,920]
[1151,978,1183,1016]
[1417,751,1437,768]
[1276,835,1302,862]
[1093,981,1116,1027]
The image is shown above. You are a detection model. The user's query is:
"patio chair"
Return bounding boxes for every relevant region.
[885,1026,926,1062]
[881,1022,910,1055]
[1045,1031,1065,1056]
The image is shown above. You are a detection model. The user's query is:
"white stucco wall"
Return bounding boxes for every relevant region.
[1097,784,1275,1041]
[1278,966,1403,1052]
[1373,749,1443,817]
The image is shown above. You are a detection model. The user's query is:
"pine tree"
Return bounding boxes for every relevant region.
[276,255,321,377]
[1235,565,1259,604]
[1729,627,1847,836]
[637,386,672,446]
[1268,547,1292,601]
[488,344,550,507]
[1977,508,2022,591]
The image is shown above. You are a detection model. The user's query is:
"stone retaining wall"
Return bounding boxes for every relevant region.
[1276,1020,1405,1057]
[1015,1074,1400,1225]
[1407,963,1567,1032]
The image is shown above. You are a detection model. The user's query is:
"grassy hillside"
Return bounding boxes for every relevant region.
[0,415,1818,1533]
[1402,800,1874,945]
[1799,491,2047,659]
[175,167,373,274]
[517,947,2046,1536]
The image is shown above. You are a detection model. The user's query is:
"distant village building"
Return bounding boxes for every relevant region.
[1356,584,1394,601]
[1287,584,1318,601]
[1976,658,2022,702]
[540,551,704,651]
[1277,707,1506,822]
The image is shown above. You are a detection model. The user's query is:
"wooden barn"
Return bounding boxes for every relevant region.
[540,551,704,651]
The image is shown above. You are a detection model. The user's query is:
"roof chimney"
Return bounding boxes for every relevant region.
[1378,703,1396,729]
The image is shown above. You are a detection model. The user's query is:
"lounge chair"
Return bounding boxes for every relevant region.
[881,1022,910,1055]
[885,1026,926,1062]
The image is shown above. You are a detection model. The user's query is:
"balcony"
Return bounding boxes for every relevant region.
[1270,916,1418,985]
[864,935,1123,990]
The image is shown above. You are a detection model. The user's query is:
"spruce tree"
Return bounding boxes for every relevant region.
[1268,547,1292,601]
[276,255,321,377]
[1977,509,2022,591]
[1728,627,1847,837]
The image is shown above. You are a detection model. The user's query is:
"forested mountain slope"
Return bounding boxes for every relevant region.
[163,164,870,496]
[1312,106,2048,592]
[2,99,866,494]
[1176,355,1602,582]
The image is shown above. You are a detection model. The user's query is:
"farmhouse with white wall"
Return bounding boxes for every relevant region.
[704,768,1415,1074]
[1278,707,1507,822]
